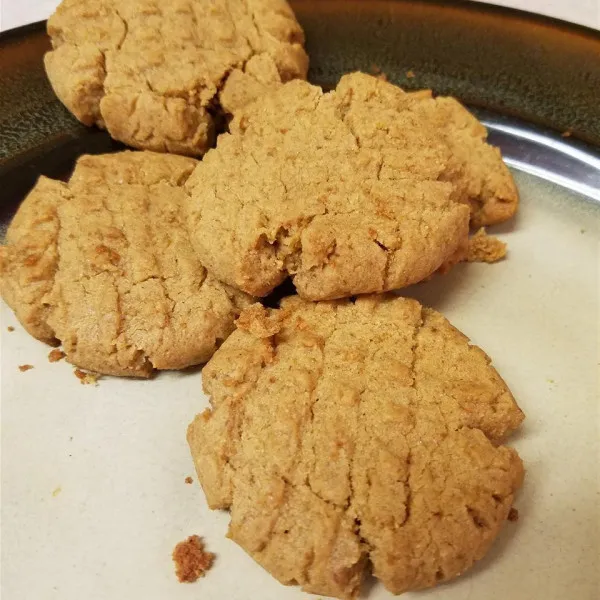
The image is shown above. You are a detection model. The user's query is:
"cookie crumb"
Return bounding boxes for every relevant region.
[173,536,214,583]
[467,228,507,263]
[185,476,193,484]
[369,64,388,81]
[508,508,519,522]
[7,326,15,332]
[406,69,415,78]
[48,349,66,363]
[561,129,572,138]
[18,364,34,372]
[74,369,100,385]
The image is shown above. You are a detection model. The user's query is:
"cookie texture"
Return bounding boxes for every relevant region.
[333,73,518,228]
[467,227,507,263]
[0,151,252,377]
[188,296,525,598]
[185,72,517,300]
[45,0,308,156]
[186,75,473,300]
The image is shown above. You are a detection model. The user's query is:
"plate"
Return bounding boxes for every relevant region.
[1,2,599,600]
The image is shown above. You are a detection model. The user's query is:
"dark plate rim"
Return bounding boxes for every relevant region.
[2,0,600,42]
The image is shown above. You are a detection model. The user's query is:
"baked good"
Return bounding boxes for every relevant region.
[334,73,518,227]
[188,295,525,598]
[185,75,472,299]
[172,535,214,583]
[0,151,252,377]
[44,0,309,156]
[185,72,517,300]
[467,227,507,263]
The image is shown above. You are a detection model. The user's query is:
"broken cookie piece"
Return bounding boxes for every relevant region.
[188,295,525,598]
[0,151,253,377]
[74,369,100,385]
[333,72,518,228]
[173,535,214,583]
[44,0,308,156]
[467,227,507,263]
[48,349,66,363]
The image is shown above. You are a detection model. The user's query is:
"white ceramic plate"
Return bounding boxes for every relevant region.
[2,166,599,600]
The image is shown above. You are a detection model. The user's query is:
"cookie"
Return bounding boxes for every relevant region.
[335,73,518,228]
[44,0,308,156]
[188,296,525,598]
[185,76,471,300]
[0,151,252,377]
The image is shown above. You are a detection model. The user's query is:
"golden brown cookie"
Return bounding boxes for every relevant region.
[0,151,252,377]
[467,227,507,263]
[185,76,472,300]
[44,0,308,156]
[188,296,525,598]
[335,73,519,227]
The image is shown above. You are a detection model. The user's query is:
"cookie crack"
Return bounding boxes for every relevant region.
[39,188,68,342]
[95,188,127,360]
[113,7,129,51]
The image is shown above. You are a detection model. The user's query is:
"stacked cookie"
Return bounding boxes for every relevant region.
[0,1,525,598]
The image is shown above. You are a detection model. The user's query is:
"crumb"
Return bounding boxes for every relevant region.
[173,536,214,583]
[369,64,388,82]
[466,228,507,263]
[7,326,15,332]
[52,486,62,497]
[74,369,100,385]
[406,69,415,78]
[561,130,572,138]
[18,364,34,372]
[48,349,66,363]
[508,508,519,522]
[185,476,194,484]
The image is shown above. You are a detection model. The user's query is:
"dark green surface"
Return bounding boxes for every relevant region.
[1,0,599,236]
[294,0,600,140]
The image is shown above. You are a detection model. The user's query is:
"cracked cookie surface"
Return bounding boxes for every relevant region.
[334,73,519,228]
[0,151,253,377]
[185,76,471,300]
[188,295,525,598]
[185,73,516,300]
[44,0,308,156]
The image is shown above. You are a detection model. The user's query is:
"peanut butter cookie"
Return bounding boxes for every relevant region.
[188,295,525,598]
[45,0,308,156]
[335,73,518,227]
[185,75,472,299]
[185,73,517,300]
[0,151,252,377]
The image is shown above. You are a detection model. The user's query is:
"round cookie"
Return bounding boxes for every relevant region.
[185,73,516,300]
[334,73,519,228]
[0,151,253,377]
[188,296,525,598]
[44,0,309,156]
